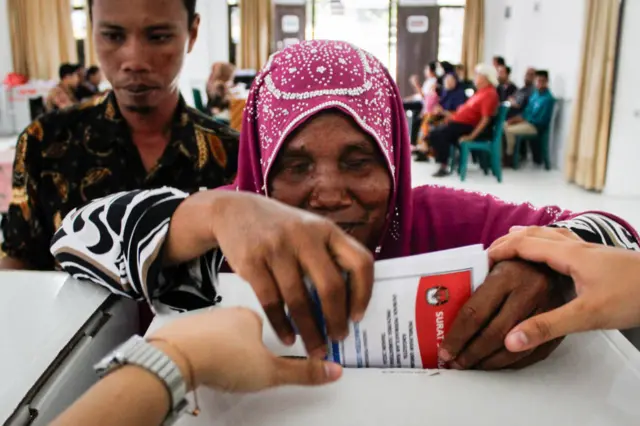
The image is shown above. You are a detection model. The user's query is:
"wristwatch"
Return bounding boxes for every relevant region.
[94,335,189,425]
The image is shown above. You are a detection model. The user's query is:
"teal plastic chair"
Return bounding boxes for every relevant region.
[450,104,509,182]
[192,88,208,114]
[513,99,557,170]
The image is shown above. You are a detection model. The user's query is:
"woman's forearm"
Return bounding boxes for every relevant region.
[163,190,226,265]
[51,366,169,426]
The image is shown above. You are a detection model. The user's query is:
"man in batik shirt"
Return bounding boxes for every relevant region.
[0,0,238,270]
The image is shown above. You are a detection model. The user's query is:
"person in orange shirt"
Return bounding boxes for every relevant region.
[428,63,500,177]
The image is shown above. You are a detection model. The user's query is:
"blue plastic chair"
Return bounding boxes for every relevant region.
[513,99,557,170]
[450,104,509,182]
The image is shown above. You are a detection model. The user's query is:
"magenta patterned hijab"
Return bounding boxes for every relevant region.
[234,40,413,259]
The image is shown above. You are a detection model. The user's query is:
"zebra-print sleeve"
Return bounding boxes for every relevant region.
[50,187,222,313]
[551,213,640,251]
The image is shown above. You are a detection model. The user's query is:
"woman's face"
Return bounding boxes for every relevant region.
[425,66,435,79]
[269,112,392,250]
[444,74,457,91]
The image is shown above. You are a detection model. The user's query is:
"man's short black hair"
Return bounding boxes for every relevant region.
[59,63,81,80]
[493,56,506,66]
[505,66,512,75]
[88,0,197,25]
[535,70,550,80]
[86,66,101,78]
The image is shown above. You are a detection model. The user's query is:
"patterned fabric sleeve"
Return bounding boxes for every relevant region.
[50,187,222,313]
[551,212,640,250]
[1,121,54,270]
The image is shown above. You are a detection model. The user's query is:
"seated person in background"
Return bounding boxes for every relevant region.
[206,62,236,121]
[414,73,467,161]
[51,41,640,372]
[407,62,439,146]
[429,63,500,177]
[497,65,518,102]
[503,70,555,167]
[409,62,439,103]
[0,0,239,271]
[75,65,104,102]
[493,55,506,70]
[436,61,455,93]
[507,67,536,118]
[45,63,81,111]
[455,64,475,91]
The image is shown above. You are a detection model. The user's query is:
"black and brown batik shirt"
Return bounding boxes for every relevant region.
[1,92,239,270]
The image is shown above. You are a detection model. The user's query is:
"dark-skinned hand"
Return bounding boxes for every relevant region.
[438,259,568,370]
[165,190,374,360]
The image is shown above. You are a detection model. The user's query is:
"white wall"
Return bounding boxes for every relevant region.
[605,0,640,197]
[179,0,229,105]
[484,0,586,170]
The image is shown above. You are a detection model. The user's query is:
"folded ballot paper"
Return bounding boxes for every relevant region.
[148,245,488,369]
[302,244,488,369]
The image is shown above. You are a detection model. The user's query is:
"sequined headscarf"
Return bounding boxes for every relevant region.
[234,40,413,259]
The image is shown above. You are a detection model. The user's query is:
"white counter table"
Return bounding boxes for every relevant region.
[0,272,139,425]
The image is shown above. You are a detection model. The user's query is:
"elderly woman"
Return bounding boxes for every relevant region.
[52,41,639,371]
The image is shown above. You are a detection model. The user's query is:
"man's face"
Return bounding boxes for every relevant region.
[92,0,199,113]
[536,76,548,91]
[524,68,536,85]
[90,71,103,86]
[474,73,488,89]
[497,66,508,84]
[66,73,81,88]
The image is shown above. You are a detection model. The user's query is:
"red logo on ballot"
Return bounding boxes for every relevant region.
[415,271,472,368]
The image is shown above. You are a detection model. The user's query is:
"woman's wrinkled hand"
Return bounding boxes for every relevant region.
[439,258,567,370]
[167,191,374,359]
